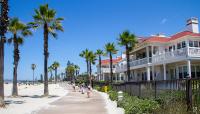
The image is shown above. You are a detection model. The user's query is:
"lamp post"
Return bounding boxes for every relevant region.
[0,0,9,106]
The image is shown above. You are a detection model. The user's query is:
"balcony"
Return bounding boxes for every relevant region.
[152,48,187,63]
[189,47,200,57]
[130,58,148,67]
[101,68,116,73]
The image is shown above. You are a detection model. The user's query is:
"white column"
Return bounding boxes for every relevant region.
[103,73,105,81]
[186,39,190,57]
[146,46,149,63]
[152,66,155,80]
[176,66,179,79]
[163,64,166,80]
[187,60,191,78]
[147,66,150,81]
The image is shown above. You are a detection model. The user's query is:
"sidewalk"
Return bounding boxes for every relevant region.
[36,84,108,114]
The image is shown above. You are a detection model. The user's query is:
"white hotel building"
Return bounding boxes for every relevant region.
[97,17,200,82]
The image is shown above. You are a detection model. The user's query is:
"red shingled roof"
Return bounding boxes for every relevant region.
[101,57,122,65]
[140,31,200,43]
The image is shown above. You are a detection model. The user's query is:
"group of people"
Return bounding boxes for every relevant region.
[72,83,92,98]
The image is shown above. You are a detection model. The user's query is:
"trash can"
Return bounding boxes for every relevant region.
[104,86,108,93]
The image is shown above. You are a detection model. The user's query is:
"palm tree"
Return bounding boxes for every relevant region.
[74,65,80,76]
[105,43,118,83]
[118,30,137,81]
[48,66,53,82]
[29,4,64,96]
[31,64,36,85]
[79,49,90,83]
[52,61,60,83]
[95,49,104,81]
[88,51,96,86]
[7,18,32,96]
[0,0,9,106]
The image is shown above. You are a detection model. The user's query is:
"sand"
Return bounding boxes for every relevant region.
[0,83,68,114]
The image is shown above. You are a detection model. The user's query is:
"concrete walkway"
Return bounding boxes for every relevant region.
[36,84,108,114]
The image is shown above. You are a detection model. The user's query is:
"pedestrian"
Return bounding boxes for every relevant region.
[72,83,76,92]
[87,85,92,98]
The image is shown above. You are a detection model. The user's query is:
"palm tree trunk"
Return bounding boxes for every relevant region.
[55,68,57,84]
[12,35,19,96]
[99,55,102,80]
[126,45,131,81]
[89,61,92,86]
[32,69,34,85]
[0,37,5,106]
[109,52,113,83]
[44,23,49,96]
[86,60,89,84]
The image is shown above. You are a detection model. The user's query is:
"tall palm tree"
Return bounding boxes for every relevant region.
[79,49,90,84]
[29,4,64,96]
[95,49,104,81]
[7,18,32,96]
[31,64,36,85]
[118,30,137,81]
[105,43,118,83]
[0,0,9,106]
[88,51,96,86]
[52,61,60,83]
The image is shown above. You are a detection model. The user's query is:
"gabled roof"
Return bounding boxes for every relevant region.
[101,57,122,65]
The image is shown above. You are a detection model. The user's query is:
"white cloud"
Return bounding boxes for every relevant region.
[161,18,167,24]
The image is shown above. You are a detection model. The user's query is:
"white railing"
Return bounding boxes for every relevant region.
[189,47,200,57]
[101,68,116,73]
[130,57,148,67]
[116,65,127,73]
[152,48,187,63]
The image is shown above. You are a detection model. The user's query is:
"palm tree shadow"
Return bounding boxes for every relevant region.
[21,95,59,98]
[4,100,25,105]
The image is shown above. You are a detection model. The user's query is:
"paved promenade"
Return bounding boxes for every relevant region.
[36,84,108,114]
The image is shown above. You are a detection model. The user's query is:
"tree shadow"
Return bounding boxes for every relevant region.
[4,100,25,105]
[20,95,60,98]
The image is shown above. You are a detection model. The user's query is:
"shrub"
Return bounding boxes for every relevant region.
[94,85,101,91]
[117,92,159,114]
[108,90,118,101]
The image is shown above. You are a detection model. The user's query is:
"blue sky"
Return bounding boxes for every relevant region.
[5,0,200,80]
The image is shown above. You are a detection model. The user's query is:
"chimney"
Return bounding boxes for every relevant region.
[186,17,199,33]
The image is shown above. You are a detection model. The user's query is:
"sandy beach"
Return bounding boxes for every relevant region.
[0,83,68,114]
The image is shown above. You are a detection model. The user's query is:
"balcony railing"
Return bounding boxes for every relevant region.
[152,48,187,63]
[189,47,200,57]
[130,57,148,67]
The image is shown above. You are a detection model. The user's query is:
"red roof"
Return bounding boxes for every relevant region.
[101,57,122,65]
[140,31,200,43]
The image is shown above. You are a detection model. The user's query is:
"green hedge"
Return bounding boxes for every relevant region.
[107,90,159,114]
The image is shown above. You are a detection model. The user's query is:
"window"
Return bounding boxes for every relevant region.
[179,67,183,79]
[177,43,181,49]
[183,66,188,78]
[189,41,193,47]
[196,66,200,77]
[191,66,195,78]
[182,41,186,48]
[194,41,198,47]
